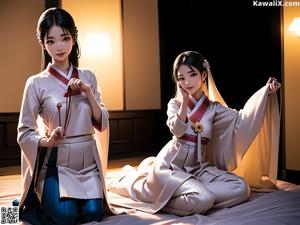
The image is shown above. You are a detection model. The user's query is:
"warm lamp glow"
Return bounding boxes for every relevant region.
[289,17,300,37]
[82,32,112,56]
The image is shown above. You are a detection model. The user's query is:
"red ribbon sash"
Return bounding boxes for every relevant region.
[180,134,209,145]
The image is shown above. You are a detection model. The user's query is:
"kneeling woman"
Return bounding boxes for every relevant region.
[17,7,110,224]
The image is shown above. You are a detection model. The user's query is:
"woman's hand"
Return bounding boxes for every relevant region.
[178,82,189,103]
[267,77,281,95]
[177,82,189,123]
[46,127,64,147]
[68,78,102,122]
[68,78,92,94]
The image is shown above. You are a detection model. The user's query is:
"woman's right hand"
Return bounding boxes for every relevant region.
[177,83,189,123]
[41,127,64,148]
[48,127,64,147]
[178,82,189,103]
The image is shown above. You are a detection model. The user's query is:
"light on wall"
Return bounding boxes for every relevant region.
[289,17,300,37]
[82,32,112,57]
[62,0,124,110]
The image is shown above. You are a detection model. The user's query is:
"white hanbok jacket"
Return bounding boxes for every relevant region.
[17,65,111,212]
[108,73,280,214]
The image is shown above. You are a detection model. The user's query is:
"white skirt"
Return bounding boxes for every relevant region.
[36,135,103,202]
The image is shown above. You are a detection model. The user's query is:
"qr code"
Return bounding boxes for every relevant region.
[0,207,19,225]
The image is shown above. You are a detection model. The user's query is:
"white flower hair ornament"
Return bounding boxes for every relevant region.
[202,59,210,71]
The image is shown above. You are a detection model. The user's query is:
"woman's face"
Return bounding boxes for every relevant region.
[177,64,206,97]
[43,25,74,65]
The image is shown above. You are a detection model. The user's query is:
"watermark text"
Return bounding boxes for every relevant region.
[253,1,300,7]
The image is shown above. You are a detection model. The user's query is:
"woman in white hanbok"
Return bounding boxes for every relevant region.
[108,50,281,216]
[17,7,110,225]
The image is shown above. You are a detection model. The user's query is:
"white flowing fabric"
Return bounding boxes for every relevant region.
[176,68,279,188]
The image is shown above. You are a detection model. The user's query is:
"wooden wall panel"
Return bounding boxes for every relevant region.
[0,111,163,166]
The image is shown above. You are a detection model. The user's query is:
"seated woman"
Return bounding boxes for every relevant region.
[108,50,281,216]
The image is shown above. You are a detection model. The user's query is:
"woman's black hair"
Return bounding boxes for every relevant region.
[36,7,80,70]
[172,51,206,81]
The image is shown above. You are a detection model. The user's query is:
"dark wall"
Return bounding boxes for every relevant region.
[157,0,282,146]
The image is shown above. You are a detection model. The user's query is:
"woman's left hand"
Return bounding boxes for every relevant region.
[68,78,91,93]
[268,77,281,94]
